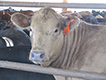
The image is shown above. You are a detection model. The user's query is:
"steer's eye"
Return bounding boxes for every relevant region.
[54,29,58,33]
[30,28,32,36]
[30,28,32,31]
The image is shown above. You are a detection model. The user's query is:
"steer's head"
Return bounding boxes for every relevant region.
[11,7,80,67]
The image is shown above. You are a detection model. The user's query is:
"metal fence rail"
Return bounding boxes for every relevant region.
[0,61,106,80]
[0,1,106,9]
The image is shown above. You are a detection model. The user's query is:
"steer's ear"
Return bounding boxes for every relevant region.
[11,13,31,29]
[65,16,80,29]
[69,16,80,30]
[63,16,80,35]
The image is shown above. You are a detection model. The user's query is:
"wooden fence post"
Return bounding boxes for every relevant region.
[62,0,67,12]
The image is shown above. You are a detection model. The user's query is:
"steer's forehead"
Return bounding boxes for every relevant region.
[31,18,59,33]
[31,7,62,32]
[32,7,59,22]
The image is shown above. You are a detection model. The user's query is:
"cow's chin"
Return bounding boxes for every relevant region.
[32,61,41,65]
[32,60,52,67]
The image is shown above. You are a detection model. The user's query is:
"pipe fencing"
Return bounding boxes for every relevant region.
[0,1,106,9]
[0,61,106,80]
[0,1,106,80]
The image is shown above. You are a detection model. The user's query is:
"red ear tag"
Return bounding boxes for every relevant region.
[63,21,71,35]
[63,19,75,35]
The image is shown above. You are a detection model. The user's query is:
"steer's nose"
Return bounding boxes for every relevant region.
[30,51,45,62]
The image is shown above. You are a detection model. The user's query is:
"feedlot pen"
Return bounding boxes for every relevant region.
[0,1,106,80]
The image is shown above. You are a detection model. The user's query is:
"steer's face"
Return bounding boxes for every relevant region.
[29,7,65,66]
[11,7,80,67]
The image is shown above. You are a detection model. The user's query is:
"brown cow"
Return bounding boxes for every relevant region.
[61,11,82,18]
[0,10,34,26]
[11,7,106,80]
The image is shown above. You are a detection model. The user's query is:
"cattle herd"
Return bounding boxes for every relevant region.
[0,7,55,80]
[1,7,106,80]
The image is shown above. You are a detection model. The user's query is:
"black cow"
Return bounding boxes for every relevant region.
[96,18,106,22]
[0,46,55,80]
[80,15,99,24]
[0,37,13,47]
[92,10,101,17]
[0,20,31,46]
[92,10,106,19]
[0,20,55,80]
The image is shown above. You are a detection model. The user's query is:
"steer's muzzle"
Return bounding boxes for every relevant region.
[29,50,45,62]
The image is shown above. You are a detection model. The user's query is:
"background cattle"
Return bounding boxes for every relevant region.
[92,10,106,19]
[0,12,55,80]
[0,19,55,80]
[0,7,34,28]
[61,11,100,24]
[0,46,55,80]
[0,9,32,36]
[0,19,31,46]
[11,7,106,80]
[61,10,106,25]
[80,15,99,24]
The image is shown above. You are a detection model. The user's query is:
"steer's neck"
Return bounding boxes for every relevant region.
[49,21,101,69]
[60,23,86,69]
[51,21,96,69]
[60,21,102,69]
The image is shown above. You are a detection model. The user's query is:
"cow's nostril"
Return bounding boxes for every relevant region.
[40,53,45,58]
